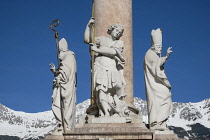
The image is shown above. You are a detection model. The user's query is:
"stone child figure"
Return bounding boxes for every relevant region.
[50,38,76,134]
[144,28,173,130]
[84,18,129,118]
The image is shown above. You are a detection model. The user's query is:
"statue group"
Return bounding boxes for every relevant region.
[49,20,173,134]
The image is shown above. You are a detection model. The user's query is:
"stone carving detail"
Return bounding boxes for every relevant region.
[50,38,77,134]
[84,18,130,119]
[144,28,173,130]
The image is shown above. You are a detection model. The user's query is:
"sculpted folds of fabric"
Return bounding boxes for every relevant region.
[144,28,173,130]
[144,49,172,128]
[51,38,76,131]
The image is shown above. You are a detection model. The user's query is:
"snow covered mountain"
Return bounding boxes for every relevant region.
[0,97,210,140]
[134,97,210,139]
[0,104,57,140]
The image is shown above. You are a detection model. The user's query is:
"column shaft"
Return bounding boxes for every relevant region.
[94,0,134,106]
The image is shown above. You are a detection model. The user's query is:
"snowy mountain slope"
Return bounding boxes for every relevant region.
[0,99,91,140]
[134,97,210,128]
[0,97,210,140]
[134,97,210,139]
[168,99,210,130]
[0,104,56,139]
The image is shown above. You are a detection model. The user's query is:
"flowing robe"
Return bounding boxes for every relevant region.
[52,51,76,130]
[93,36,129,117]
[93,36,125,93]
[144,49,172,127]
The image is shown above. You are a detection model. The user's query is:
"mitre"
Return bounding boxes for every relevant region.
[151,28,162,45]
[59,38,68,51]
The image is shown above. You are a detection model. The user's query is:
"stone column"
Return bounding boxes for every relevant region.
[94,0,134,107]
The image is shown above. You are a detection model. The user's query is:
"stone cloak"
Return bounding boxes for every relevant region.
[144,49,172,127]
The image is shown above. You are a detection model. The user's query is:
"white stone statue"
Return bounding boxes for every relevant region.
[50,38,76,134]
[84,18,130,118]
[144,28,173,131]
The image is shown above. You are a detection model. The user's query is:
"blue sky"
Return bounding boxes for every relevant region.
[0,0,209,113]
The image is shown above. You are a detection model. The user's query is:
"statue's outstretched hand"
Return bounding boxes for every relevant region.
[88,17,95,27]
[49,63,56,73]
[167,47,173,55]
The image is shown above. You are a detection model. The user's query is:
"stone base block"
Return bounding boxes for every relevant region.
[154,134,182,140]
[153,130,186,140]
[92,116,128,123]
[79,114,143,125]
[41,123,185,140]
[64,123,153,139]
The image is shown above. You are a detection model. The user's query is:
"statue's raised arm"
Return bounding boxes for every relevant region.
[84,18,95,44]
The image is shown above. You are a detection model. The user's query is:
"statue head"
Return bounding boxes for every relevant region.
[59,38,68,52]
[107,24,124,40]
[58,38,69,61]
[151,28,162,55]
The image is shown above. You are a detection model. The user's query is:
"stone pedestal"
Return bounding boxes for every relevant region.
[78,115,143,125]
[41,123,185,140]
[64,123,153,140]
[92,117,129,123]
[154,130,184,140]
